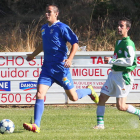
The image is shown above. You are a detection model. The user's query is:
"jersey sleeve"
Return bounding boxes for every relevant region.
[62,26,78,45]
[108,46,135,67]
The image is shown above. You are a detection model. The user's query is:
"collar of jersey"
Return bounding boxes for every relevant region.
[122,36,130,40]
[48,20,60,27]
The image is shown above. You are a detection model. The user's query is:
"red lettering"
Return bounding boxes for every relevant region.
[25,70,29,77]
[1,93,22,103]
[89,69,94,76]
[1,94,7,103]
[97,57,104,64]
[32,95,36,101]
[29,59,36,66]
[137,56,140,64]
[6,56,14,65]
[1,71,7,78]
[91,57,97,64]
[33,68,40,77]
[82,69,87,76]
[72,68,105,76]
[15,56,24,66]
[100,69,105,76]
[26,93,32,103]
[131,69,136,76]
[44,96,46,102]
[95,69,104,76]
[11,68,17,78]
[82,86,87,88]
[72,69,79,76]
[15,93,21,103]
[137,69,140,76]
[41,56,43,66]
[132,83,138,90]
[79,68,81,76]
[95,69,99,76]
[18,70,25,78]
[0,56,5,66]
[107,69,111,75]
[8,93,14,103]
[7,68,9,77]
[0,68,29,78]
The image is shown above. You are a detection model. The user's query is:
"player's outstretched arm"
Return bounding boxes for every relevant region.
[107,46,135,67]
[26,44,43,61]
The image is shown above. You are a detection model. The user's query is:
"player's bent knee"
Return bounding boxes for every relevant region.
[36,92,45,99]
[117,105,127,111]
[65,88,78,101]
[69,96,78,101]
[99,94,107,103]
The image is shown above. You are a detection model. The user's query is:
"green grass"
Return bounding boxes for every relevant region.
[0,105,140,140]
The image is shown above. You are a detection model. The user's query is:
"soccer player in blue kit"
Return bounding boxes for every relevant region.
[23,4,99,133]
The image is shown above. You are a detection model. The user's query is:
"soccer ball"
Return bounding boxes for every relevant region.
[0,119,15,134]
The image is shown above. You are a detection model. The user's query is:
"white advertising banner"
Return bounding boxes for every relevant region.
[0,51,140,104]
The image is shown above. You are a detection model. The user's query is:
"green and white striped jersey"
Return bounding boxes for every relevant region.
[108,36,137,72]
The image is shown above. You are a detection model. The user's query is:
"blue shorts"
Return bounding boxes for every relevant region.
[37,67,74,90]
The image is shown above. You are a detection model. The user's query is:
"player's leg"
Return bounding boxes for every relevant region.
[116,71,140,118]
[23,84,49,133]
[65,88,78,101]
[93,93,109,129]
[116,97,128,111]
[65,85,99,103]
[34,84,50,127]
[116,97,140,119]
[93,71,113,129]
[127,104,140,119]
[62,71,99,103]
[23,69,53,133]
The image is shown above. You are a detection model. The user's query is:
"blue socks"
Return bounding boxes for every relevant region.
[34,99,44,127]
[76,88,91,99]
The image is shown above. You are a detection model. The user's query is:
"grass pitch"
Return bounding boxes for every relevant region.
[0,105,140,140]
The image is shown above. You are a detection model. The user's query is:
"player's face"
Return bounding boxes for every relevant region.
[118,21,129,37]
[45,6,58,24]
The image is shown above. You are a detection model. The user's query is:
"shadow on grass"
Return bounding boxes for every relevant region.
[14,130,24,133]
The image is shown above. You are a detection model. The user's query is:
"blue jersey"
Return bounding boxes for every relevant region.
[41,21,78,65]
[38,21,78,89]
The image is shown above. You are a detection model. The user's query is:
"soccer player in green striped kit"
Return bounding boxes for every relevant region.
[94,18,139,129]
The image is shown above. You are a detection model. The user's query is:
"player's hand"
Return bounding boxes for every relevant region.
[26,54,35,61]
[104,57,111,64]
[63,59,72,68]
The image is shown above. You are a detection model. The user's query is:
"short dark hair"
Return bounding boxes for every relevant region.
[119,17,131,28]
[46,4,59,13]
